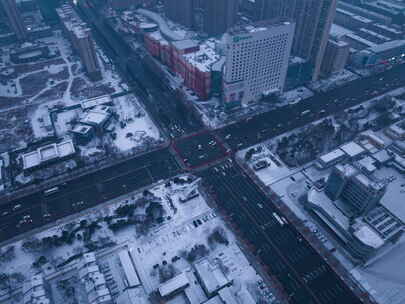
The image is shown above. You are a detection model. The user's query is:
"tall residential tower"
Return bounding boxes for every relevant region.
[162,0,194,28]
[251,0,337,81]
[56,4,101,81]
[202,0,239,36]
[0,0,26,40]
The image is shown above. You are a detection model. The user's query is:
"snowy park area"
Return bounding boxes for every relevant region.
[0,31,127,108]
[0,175,274,304]
[0,30,129,154]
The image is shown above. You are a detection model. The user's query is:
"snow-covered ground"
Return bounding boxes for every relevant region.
[111,95,161,152]
[0,30,126,111]
[309,69,360,92]
[280,86,314,104]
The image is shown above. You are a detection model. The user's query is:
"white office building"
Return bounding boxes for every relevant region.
[222,20,295,107]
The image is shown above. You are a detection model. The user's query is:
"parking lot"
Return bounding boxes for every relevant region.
[172,132,229,169]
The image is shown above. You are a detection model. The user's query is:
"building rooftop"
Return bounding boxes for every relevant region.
[371,149,392,164]
[353,223,385,249]
[22,140,75,170]
[183,41,222,73]
[81,95,112,110]
[217,287,238,304]
[227,19,293,36]
[374,23,402,35]
[172,39,198,51]
[330,24,354,38]
[158,272,189,297]
[118,250,140,288]
[81,106,112,127]
[357,156,377,173]
[336,8,373,23]
[343,33,377,48]
[319,148,346,164]
[136,8,187,41]
[373,167,405,223]
[341,141,366,158]
[193,258,230,295]
[368,39,405,54]
[204,296,223,304]
[308,189,350,230]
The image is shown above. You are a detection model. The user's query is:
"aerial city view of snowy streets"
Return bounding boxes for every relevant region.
[0,175,275,304]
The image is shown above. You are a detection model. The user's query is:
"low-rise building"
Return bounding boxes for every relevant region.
[78,252,113,304]
[351,39,405,68]
[317,148,346,169]
[385,119,405,140]
[118,250,141,288]
[22,140,76,171]
[80,105,113,131]
[22,274,52,304]
[340,141,366,159]
[193,258,231,297]
[158,272,189,298]
[70,124,95,144]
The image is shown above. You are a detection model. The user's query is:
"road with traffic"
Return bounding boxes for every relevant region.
[200,161,364,304]
[218,64,405,150]
[0,149,180,242]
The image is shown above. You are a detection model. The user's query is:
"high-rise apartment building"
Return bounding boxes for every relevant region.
[250,0,337,81]
[56,4,102,81]
[321,39,350,76]
[325,164,386,216]
[0,0,26,40]
[162,0,194,28]
[202,0,239,36]
[222,20,295,108]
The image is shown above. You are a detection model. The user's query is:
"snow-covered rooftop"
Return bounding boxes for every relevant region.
[373,167,405,223]
[81,95,112,110]
[307,189,350,230]
[158,272,189,297]
[368,39,405,54]
[118,250,141,288]
[194,258,230,295]
[319,148,346,164]
[136,9,187,41]
[340,141,365,158]
[330,24,354,38]
[353,224,385,249]
[22,140,75,170]
[183,42,222,73]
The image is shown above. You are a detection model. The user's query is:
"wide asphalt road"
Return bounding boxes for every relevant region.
[218,63,405,150]
[200,161,363,304]
[0,148,180,242]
